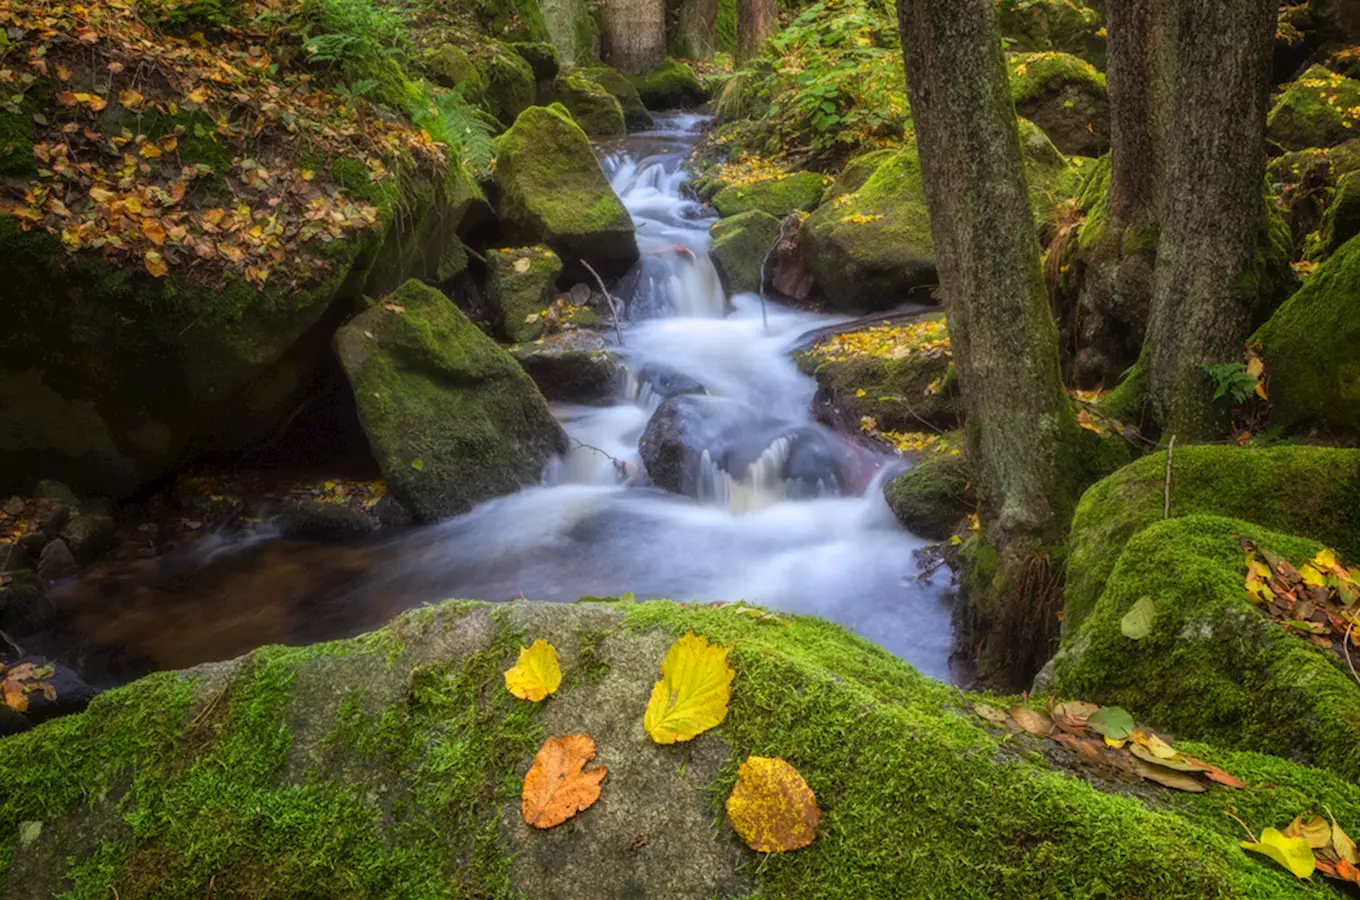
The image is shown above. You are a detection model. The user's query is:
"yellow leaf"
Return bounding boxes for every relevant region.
[1284,814,1332,850]
[1315,549,1339,572]
[1300,564,1326,588]
[144,249,168,277]
[513,256,531,273]
[643,632,734,744]
[140,143,162,159]
[1255,381,1269,400]
[141,219,167,246]
[119,89,145,109]
[1241,827,1316,879]
[725,756,819,852]
[1329,808,1357,865]
[3,689,26,713]
[504,639,562,702]
[1132,729,1178,760]
[187,86,209,104]
[88,186,115,204]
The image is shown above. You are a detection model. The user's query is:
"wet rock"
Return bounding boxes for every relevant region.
[512,331,621,405]
[13,657,96,726]
[0,705,30,737]
[883,453,976,541]
[60,512,116,565]
[633,365,707,403]
[0,543,34,573]
[510,41,561,81]
[37,539,77,583]
[3,497,24,516]
[275,502,379,543]
[487,246,563,343]
[33,480,80,506]
[17,532,47,556]
[553,74,626,136]
[38,504,71,539]
[579,66,652,131]
[709,210,781,296]
[476,49,536,125]
[628,58,708,109]
[0,571,51,630]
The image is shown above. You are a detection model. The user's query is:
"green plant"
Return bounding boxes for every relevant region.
[301,0,409,67]
[408,84,499,175]
[1202,361,1259,406]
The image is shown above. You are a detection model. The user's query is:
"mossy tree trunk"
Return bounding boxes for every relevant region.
[675,0,719,59]
[896,0,1086,682]
[737,0,775,62]
[1142,0,1275,440]
[598,0,666,73]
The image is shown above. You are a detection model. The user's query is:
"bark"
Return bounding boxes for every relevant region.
[1142,0,1275,440]
[896,0,1085,679]
[737,0,775,62]
[675,0,719,59]
[597,0,666,74]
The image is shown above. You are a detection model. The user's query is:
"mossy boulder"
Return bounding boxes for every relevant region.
[883,451,976,540]
[493,104,639,278]
[579,66,653,131]
[1008,51,1109,157]
[799,148,937,312]
[421,45,484,99]
[487,246,564,343]
[709,210,782,295]
[823,149,897,205]
[512,330,621,404]
[1254,232,1360,432]
[628,58,708,109]
[539,0,600,66]
[996,0,1104,60]
[1306,169,1360,261]
[711,171,828,218]
[1065,445,1360,631]
[11,599,1360,897]
[553,74,626,135]
[1041,515,1360,783]
[510,41,561,80]
[475,47,537,125]
[333,280,567,522]
[1268,66,1360,153]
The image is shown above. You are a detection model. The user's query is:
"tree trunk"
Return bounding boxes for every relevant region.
[737,0,775,62]
[675,0,719,59]
[897,0,1086,682]
[1142,0,1275,440]
[597,0,666,74]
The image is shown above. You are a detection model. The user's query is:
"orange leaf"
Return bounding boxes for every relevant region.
[119,89,145,109]
[144,249,168,277]
[725,756,820,852]
[187,86,209,104]
[3,689,26,713]
[141,219,167,246]
[521,734,607,829]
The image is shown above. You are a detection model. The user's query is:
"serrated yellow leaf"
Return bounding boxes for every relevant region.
[504,639,562,702]
[1241,828,1316,878]
[1300,564,1326,588]
[643,632,733,744]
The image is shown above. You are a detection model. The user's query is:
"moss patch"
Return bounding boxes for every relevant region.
[578,65,652,130]
[553,74,625,135]
[487,245,563,342]
[883,452,976,540]
[709,209,781,295]
[628,58,708,109]
[1008,51,1109,157]
[1268,65,1360,153]
[712,171,828,218]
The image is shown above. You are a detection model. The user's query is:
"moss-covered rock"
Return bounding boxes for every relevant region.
[711,171,828,218]
[10,598,1360,897]
[333,280,567,522]
[540,0,600,66]
[799,148,937,312]
[1065,446,1360,630]
[996,0,1104,60]
[1008,51,1109,157]
[1254,232,1360,432]
[510,41,561,80]
[493,104,639,277]
[883,451,976,540]
[475,46,537,125]
[822,149,896,205]
[552,74,625,135]
[709,209,781,295]
[628,58,708,109]
[1041,515,1360,783]
[512,330,621,404]
[1307,169,1360,261]
[421,45,484,99]
[487,246,563,343]
[579,65,653,131]
[1268,65,1360,153]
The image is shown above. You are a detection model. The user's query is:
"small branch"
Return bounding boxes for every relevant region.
[571,438,629,480]
[1344,622,1360,690]
[463,244,487,265]
[1163,434,1176,520]
[1224,810,1258,844]
[581,259,624,347]
[0,628,24,658]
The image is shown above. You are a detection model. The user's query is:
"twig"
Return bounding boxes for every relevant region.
[0,628,24,658]
[571,438,628,479]
[1163,434,1176,519]
[462,244,487,265]
[191,682,229,728]
[580,259,624,347]
[1344,622,1360,690]
[1225,810,1258,843]
[206,874,216,900]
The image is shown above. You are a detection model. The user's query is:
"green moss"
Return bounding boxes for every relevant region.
[487,245,563,342]
[628,58,707,109]
[510,41,561,80]
[1307,169,1360,261]
[797,336,960,432]
[0,100,38,177]
[1007,50,1106,106]
[822,149,895,205]
[421,45,485,99]
[578,65,651,130]
[715,0,737,55]
[552,74,625,135]
[883,451,976,540]
[1253,232,1360,431]
[475,45,537,125]
[1047,515,1360,782]
[1066,445,1360,629]
[711,171,828,218]
[996,0,1103,57]
[709,209,781,295]
[1268,65,1360,153]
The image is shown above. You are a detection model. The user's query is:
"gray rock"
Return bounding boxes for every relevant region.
[60,513,116,565]
[3,497,24,516]
[38,505,70,539]
[275,502,379,543]
[513,331,621,405]
[33,480,79,506]
[0,543,34,573]
[0,570,50,629]
[36,538,77,583]
[17,532,47,555]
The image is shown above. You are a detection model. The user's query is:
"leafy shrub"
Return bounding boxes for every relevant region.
[301,0,410,67]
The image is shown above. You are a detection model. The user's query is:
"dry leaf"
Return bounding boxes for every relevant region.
[144,249,168,277]
[1133,758,1206,792]
[504,639,562,702]
[1330,808,1358,865]
[1284,815,1332,850]
[1008,707,1053,736]
[141,219,167,246]
[643,632,734,744]
[971,702,1009,726]
[521,734,606,829]
[513,256,532,273]
[726,757,819,853]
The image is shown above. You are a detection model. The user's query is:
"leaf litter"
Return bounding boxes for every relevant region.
[1241,539,1360,664]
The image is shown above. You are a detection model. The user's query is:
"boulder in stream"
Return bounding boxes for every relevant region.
[512,331,621,405]
[711,172,828,219]
[553,74,626,135]
[709,210,781,296]
[333,280,568,523]
[627,58,707,108]
[487,246,564,343]
[578,65,653,131]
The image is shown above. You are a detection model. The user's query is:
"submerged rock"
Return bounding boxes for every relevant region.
[36,539,76,584]
[512,331,621,405]
[274,501,380,543]
[333,280,567,523]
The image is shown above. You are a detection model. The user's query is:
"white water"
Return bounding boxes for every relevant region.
[356,114,959,681]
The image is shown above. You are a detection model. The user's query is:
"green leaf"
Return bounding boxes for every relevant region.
[410,458,425,471]
[1120,596,1156,640]
[1241,828,1316,879]
[1087,706,1134,741]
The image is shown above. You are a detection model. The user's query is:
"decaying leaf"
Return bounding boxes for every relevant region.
[1008,707,1053,736]
[725,756,819,852]
[971,702,1010,726]
[513,256,532,273]
[643,632,734,744]
[1330,808,1358,865]
[1120,596,1156,640]
[144,249,168,277]
[1284,815,1332,850]
[1241,827,1316,879]
[504,639,562,702]
[1132,758,1207,792]
[521,734,607,829]
[0,662,57,714]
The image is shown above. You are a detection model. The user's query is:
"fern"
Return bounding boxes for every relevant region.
[409,85,499,176]
[300,0,409,67]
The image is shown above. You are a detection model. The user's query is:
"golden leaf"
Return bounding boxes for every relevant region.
[2,689,26,713]
[140,143,162,159]
[1241,827,1316,879]
[504,639,562,702]
[643,632,734,744]
[513,256,532,273]
[144,249,168,277]
[521,734,606,829]
[187,86,209,104]
[1283,814,1332,850]
[1008,707,1053,736]
[118,89,145,109]
[88,186,115,204]
[141,219,167,246]
[726,756,819,852]
[1330,808,1358,864]
[1315,549,1339,572]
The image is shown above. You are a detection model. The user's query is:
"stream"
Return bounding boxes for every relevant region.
[42,114,959,687]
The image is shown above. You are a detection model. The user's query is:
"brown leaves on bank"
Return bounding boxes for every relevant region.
[521,734,607,829]
[1,661,56,713]
[1242,539,1360,664]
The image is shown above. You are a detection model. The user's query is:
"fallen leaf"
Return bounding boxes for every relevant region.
[521,734,606,829]
[971,702,1009,726]
[144,249,168,277]
[1241,827,1316,878]
[1330,808,1358,864]
[725,756,819,852]
[1181,755,1246,788]
[187,86,209,104]
[1008,707,1053,736]
[504,639,562,702]
[1284,815,1332,850]
[141,219,167,246]
[410,458,425,471]
[118,89,145,109]
[643,632,734,744]
[1121,596,1156,639]
[1133,758,1206,792]
[1087,706,1134,741]
[513,256,531,273]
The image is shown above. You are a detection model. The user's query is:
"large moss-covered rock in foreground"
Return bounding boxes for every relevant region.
[709,209,781,295]
[1008,51,1109,157]
[487,246,563,343]
[553,74,625,135]
[1065,445,1360,630]
[493,104,639,277]
[1040,515,1360,783]
[711,172,829,218]
[799,149,937,312]
[1268,65,1360,152]
[579,65,652,130]
[1254,232,1360,431]
[333,280,567,522]
[628,58,707,109]
[7,598,1360,898]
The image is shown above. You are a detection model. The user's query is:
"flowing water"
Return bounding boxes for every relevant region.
[47,114,959,685]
